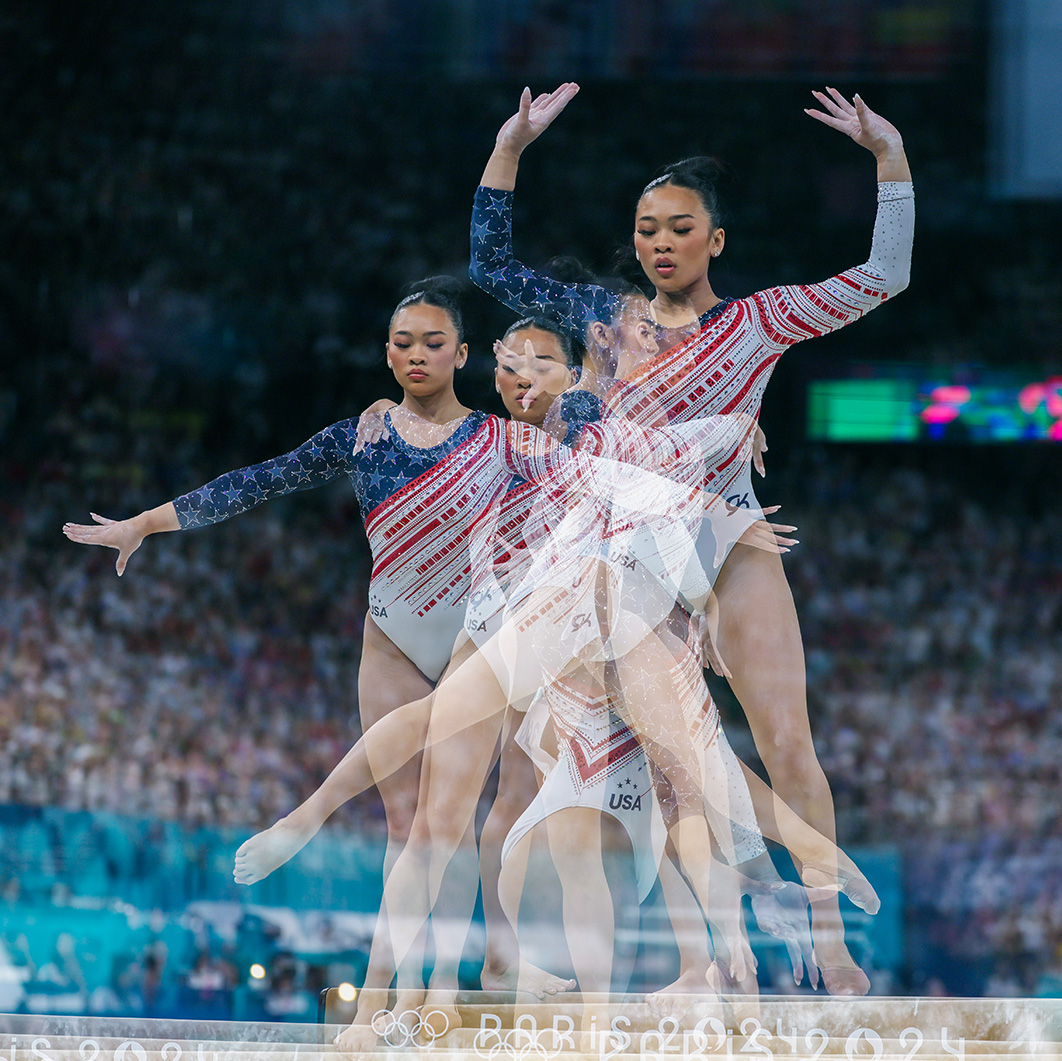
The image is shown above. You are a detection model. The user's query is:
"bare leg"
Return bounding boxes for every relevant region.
[647,848,714,1017]
[233,632,526,884]
[713,543,868,994]
[378,711,505,997]
[479,710,576,997]
[542,808,615,994]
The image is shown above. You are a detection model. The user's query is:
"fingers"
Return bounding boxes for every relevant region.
[353,413,389,454]
[528,82,579,127]
[854,92,875,136]
[91,512,117,524]
[804,86,855,132]
[703,643,731,679]
[785,936,803,984]
[63,522,113,544]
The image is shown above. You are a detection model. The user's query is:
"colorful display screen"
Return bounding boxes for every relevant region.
[807,366,1062,442]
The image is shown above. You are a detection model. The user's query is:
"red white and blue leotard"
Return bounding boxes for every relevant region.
[173,410,498,681]
[471,180,914,576]
[172,408,651,682]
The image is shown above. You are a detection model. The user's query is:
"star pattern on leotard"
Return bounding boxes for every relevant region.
[173,412,490,531]
[470,186,737,348]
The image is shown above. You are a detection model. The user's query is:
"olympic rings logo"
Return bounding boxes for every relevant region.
[370,1007,451,1048]
[473,1025,562,1060]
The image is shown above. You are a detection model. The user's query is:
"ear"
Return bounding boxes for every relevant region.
[588,322,610,350]
[456,342,469,369]
[710,226,725,258]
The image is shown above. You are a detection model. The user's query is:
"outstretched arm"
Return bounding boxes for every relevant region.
[743,89,914,352]
[64,419,359,575]
[63,504,179,577]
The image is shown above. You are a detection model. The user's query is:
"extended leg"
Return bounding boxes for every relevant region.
[713,542,868,994]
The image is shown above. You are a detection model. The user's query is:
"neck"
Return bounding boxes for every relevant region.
[399,389,468,423]
[651,274,720,324]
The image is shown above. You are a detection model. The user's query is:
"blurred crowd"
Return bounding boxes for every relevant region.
[4,0,1062,1002]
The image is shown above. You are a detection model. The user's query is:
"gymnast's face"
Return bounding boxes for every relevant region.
[494,327,574,425]
[386,303,468,397]
[587,297,659,377]
[633,183,724,295]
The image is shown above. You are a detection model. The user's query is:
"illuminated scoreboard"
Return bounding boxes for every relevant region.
[807,366,1062,442]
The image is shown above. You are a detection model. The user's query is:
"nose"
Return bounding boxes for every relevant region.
[654,235,672,253]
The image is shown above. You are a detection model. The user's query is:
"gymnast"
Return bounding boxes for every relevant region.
[217,304,880,1055]
[469,82,914,995]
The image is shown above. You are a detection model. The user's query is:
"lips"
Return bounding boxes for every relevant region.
[407,371,427,381]
[654,257,676,277]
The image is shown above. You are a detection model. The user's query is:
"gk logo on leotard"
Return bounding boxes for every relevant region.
[725,492,750,513]
[571,613,592,632]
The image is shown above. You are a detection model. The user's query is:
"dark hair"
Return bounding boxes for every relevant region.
[391,275,467,343]
[502,315,580,368]
[641,156,729,230]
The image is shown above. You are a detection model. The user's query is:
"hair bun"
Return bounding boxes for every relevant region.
[641,156,729,228]
[393,275,467,342]
[402,274,468,300]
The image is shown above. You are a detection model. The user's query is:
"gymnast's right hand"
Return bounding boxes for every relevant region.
[63,512,146,576]
[494,83,579,157]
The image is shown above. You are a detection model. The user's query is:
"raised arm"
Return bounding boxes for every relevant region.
[743,90,914,350]
[470,85,616,339]
[805,87,912,185]
[804,88,913,295]
[480,84,580,191]
[63,420,359,575]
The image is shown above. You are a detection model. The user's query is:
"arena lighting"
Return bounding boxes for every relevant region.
[337,982,357,1002]
[249,963,267,980]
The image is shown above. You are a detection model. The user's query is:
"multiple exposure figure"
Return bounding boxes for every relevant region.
[64,83,913,1048]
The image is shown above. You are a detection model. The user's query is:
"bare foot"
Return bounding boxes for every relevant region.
[233,815,316,884]
[483,959,576,999]
[810,930,870,997]
[646,968,710,1019]
[801,863,880,915]
[417,989,463,1047]
[332,1021,380,1059]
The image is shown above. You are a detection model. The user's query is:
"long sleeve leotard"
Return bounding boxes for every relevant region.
[173,411,490,681]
